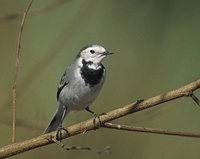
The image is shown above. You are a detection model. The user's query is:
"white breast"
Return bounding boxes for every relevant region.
[59,66,105,111]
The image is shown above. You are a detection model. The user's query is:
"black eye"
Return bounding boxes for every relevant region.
[90,49,95,54]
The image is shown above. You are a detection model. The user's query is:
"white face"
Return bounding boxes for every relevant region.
[80,45,107,64]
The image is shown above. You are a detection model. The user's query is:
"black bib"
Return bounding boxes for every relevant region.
[80,59,105,87]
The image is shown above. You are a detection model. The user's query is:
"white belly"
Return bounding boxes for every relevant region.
[59,75,104,111]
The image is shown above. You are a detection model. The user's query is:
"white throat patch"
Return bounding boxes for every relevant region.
[87,63,101,70]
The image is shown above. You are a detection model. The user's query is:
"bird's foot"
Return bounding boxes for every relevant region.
[136,99,144,104]
[93,112,106,129]
[85,107,106,129]
[56,126,69,141]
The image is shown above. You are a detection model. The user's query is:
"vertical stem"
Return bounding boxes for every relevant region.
[12,0,34,143]
[12,87,17,143]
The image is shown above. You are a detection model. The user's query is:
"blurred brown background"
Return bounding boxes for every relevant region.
[0,0,200,158]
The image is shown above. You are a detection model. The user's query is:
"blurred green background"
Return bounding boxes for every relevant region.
[0,0,200,158]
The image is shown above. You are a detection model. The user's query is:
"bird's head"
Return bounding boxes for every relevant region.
[77,44,114,64]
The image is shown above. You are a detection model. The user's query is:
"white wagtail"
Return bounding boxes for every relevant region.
[43,44,114,136]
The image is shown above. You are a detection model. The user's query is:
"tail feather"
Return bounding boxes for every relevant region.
[43,106,67,134]
[43,114,61,134]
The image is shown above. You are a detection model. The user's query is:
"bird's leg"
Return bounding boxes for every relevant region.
[85,107,106,129]
[56,106,69,141]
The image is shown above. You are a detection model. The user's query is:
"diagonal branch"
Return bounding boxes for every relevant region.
[12,0,34,144]
[103,123,200,138]
[1,79,200,158]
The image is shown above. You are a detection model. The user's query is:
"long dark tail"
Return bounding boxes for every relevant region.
[43,105,67,134]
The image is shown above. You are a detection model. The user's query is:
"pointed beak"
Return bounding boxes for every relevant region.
[102,51,115,55]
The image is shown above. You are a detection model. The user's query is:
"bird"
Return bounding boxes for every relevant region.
[43,44,114,136]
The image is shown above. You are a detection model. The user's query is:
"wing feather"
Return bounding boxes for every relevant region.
[56,71,69,101]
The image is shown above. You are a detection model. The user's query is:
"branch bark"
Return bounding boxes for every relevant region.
[103,123,200,138]
[1,79,200,158]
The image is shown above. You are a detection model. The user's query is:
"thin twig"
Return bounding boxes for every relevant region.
[103,123,200,138]
[12,0,34,144]
[51,137,110,154]
[1,79,200,158]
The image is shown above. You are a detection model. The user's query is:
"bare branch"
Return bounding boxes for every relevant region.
[103,123,200,138]
[12,0,34,144]
[1,79,200,158]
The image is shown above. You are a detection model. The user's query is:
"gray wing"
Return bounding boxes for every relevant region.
[57,70,69,101]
